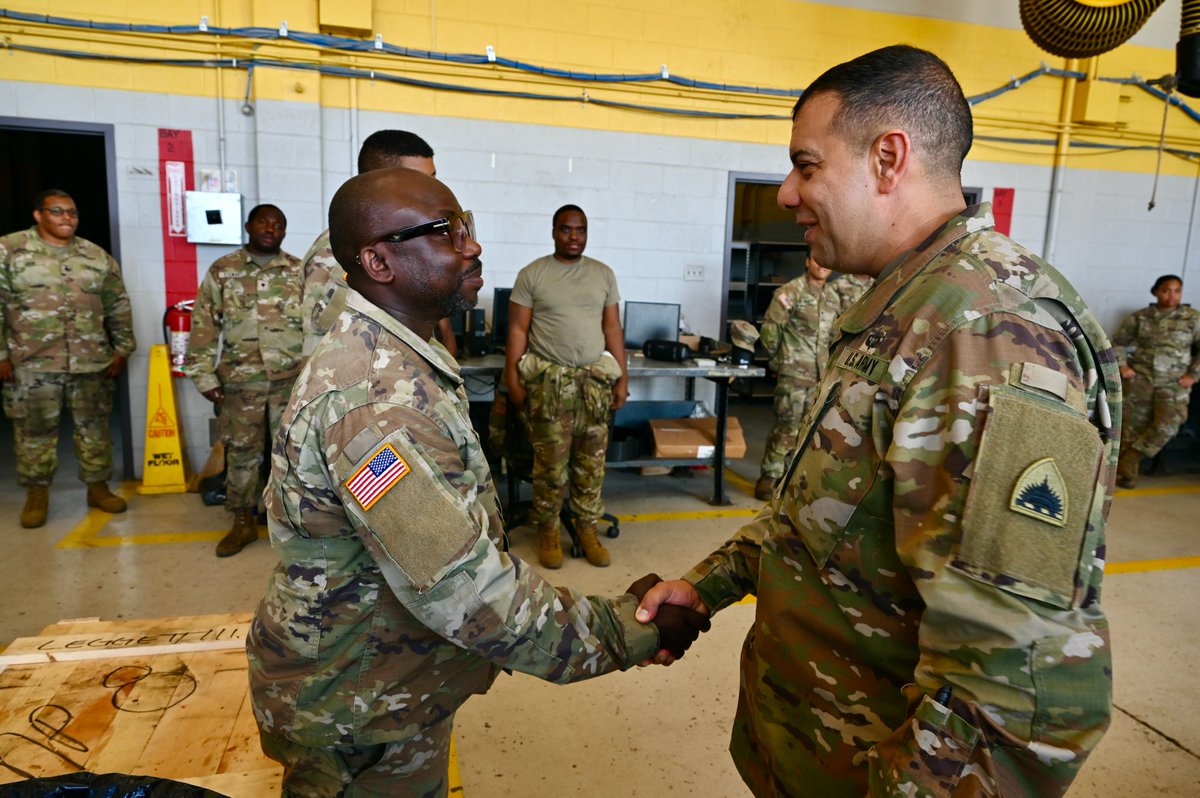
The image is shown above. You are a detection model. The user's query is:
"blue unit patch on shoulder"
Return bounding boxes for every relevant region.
[1010,457,1068,527]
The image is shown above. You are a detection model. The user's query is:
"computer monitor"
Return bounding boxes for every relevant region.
[492,287,513,348]
[623,301,680,349]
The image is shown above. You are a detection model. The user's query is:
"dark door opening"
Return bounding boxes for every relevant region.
[0,118,134,481]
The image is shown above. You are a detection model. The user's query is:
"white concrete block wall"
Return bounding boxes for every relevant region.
[5,79,1200,477]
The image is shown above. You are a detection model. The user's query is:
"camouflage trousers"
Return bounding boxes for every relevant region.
[1121,373,1191,458]
[221,378,294,512]
[2,369,115,486]
[260,723,452,798]
[759,375,818,479]
[518,355,617,526]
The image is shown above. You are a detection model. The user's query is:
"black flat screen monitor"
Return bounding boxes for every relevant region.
[623,301,680,349]
[492,287,513,347]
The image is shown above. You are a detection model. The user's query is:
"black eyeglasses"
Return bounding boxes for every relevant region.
[42,206,79,218]
[371,210,476,254]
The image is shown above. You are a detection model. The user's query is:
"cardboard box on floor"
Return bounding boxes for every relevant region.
[649,416,747,459]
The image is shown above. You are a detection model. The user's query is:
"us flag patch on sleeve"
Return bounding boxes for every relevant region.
[346,443,410,510]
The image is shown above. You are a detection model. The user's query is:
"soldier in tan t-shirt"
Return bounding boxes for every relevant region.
[505,205,628,569]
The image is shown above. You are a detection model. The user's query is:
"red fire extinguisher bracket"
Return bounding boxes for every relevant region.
[163,300,194,377]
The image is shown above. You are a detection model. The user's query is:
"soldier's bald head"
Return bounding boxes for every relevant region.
[329,168,438,273]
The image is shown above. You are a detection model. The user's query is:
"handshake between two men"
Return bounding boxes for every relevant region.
[627,573,711,664]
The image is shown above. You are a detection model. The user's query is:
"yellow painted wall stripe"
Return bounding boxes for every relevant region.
[0,2,1195,174]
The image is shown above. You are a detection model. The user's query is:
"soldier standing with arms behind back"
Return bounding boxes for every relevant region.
[635,45,1121,796]
[505,205,628,569]
[185,204,303,557]
[0,189,135,528]
[754,254,841,501]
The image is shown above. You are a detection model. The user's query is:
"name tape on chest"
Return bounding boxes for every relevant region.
[836,348,889,383]
[345,443,410,510]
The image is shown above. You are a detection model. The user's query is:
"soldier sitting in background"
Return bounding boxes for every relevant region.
[185,204,303,557]
[0,189,136,528]
[1113,273,1200,487]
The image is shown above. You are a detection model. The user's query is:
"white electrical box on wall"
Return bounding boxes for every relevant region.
[185,191,243,245]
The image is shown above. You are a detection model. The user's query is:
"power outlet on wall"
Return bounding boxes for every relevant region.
[684,265,705,281]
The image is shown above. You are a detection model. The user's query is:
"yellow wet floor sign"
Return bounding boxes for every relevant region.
[139,343,189,494]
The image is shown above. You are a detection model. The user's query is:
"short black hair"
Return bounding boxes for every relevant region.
[34,189,73,211]
[552,204,586,226]
[358,130,435,173]
[792,45,973,181]
[1152,274,1183,292]
[247,204,286,226]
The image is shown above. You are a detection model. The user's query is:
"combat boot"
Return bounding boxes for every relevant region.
[20,486,50,529]
[87,482,127,513]
[1116,448,1141,489]
[536,521,564,569]
[576,521,611,568]
[216,508,259,557]
[754,475,776,501]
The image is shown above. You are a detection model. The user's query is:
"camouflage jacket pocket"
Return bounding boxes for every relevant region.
[956,385,1104,609]
[1030,621,1112,754]
[870,693,981,796]
[517,352,559,421]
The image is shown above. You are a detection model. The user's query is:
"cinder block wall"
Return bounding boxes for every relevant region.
[2,0,1197,476]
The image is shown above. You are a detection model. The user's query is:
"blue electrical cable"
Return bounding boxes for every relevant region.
[4,6,1200,134]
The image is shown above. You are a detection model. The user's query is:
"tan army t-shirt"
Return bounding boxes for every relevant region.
[510,254,620,367]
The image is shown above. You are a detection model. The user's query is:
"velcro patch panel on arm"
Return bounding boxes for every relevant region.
[338,430,481,593]
[958,384,1103,608]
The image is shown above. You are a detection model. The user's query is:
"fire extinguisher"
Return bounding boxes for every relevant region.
[162,300,194,377]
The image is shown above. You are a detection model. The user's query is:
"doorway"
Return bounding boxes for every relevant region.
[0,118,134,480]
[722,173,809,399]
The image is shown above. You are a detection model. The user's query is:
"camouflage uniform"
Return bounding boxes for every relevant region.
[246,290,659,796]
[834,272,874,308]
[517,350,623,523]
[1112,303,1200,458]
[299,228,345,357]
[757,275,842,480]
[0,227,136,486]
[682,205,1121,797]
[185,247,304,511]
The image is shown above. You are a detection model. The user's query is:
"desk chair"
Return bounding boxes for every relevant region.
[489,395,620,558]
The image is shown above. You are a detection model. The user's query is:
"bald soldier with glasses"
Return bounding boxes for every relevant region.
[247,168,708,797]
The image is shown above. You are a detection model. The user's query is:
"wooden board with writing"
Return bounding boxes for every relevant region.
[0,614,280,796]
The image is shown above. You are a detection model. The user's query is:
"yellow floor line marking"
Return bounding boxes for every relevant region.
[1114,484,1200,497]
[448,735,463,794]
[58,529,252,549]
[615,507,760,523]
[1107,555,1200,574]
[55,506,120,549]
[725,469,754,490]
[56,475,1200,550]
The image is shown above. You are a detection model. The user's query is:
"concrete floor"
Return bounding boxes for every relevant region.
[1,402,1198,796]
